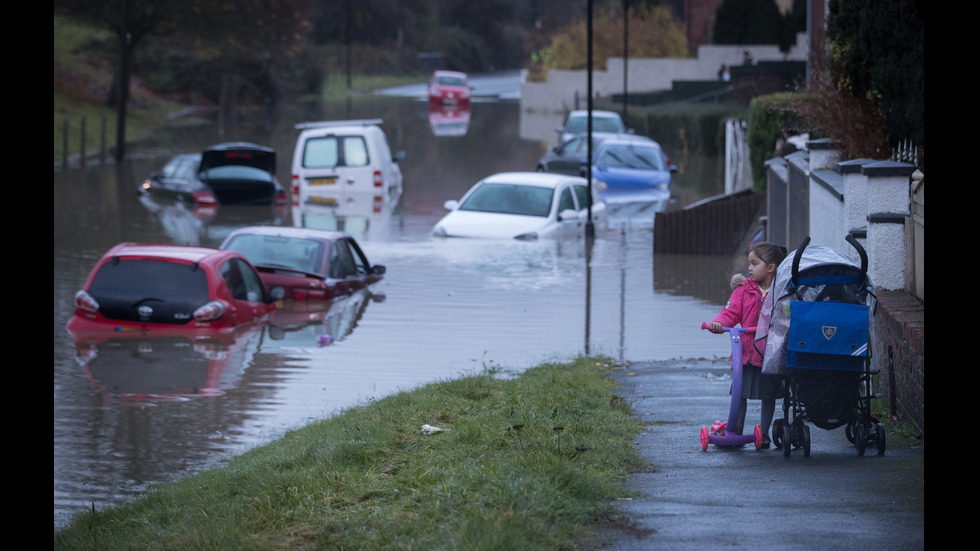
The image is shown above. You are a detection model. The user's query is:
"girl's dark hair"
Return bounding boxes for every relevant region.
[750,242,788,266]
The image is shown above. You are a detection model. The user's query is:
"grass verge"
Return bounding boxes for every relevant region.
[54,357,645,550]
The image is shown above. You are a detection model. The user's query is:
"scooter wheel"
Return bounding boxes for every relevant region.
[700,426,709,451]
[754,425,763,450]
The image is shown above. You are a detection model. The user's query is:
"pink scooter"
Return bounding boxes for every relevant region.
[699,323,764,451]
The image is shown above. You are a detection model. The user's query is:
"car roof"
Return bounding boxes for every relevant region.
[104,243,232,264]
[567,110,621,118]
[223,225,351,243]
[480,171,587,188]
[596,136,659,147]
[294,119,384,135]
[433,70,467,79]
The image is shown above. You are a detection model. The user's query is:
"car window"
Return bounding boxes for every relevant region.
[593,117,624,133]
[221,258,266,303]
[599,144,665,170]
[459,183,553,217]
[558,187,576,212]
[573,185,591,210]
[89,259,209,304]
[223,234,323,274]
[558,137,584,155]
[566,117,587,133]
[202,165,273,182]
[304,137,339,168]
[329,240,358,278]
[162,158,195,179]
[344,239,370,275]
[435,75,467,87]
[304,136,370,169]
[342,136,369,167]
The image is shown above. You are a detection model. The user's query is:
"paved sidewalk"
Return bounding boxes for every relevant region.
[597,359,924,550]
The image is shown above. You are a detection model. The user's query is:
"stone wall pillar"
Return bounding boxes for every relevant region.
[864,161,916,291]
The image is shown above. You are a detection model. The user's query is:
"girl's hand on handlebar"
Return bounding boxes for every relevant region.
[708,321,723,334]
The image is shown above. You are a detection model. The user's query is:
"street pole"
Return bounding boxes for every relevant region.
[585,0,595,239]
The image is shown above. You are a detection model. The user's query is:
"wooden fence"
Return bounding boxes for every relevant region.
[653,190,765,255]
[58,116,109,170]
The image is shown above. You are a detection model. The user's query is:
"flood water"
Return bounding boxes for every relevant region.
[54,87,744,529]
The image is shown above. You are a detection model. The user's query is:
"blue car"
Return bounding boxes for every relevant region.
[584,136,677,204]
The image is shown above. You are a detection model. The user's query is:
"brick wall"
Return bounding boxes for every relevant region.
[873,290,924,433]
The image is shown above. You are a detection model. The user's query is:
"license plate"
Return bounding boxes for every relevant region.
[309,177,337,186]
[307,196,338,206]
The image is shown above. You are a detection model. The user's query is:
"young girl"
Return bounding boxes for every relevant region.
[709,242,788,448]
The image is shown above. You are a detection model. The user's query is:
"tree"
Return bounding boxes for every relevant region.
[712,0,783,46]
[826,0,924,145]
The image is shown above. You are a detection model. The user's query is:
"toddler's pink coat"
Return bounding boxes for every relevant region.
[712,277,767,366]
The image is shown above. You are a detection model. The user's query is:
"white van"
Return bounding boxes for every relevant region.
[291,119,405,209]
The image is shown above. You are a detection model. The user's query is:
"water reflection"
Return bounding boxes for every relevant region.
[71,324,265,407]
[428,102,471,137]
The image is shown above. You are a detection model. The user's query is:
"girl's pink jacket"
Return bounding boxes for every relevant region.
[712,277,767,367]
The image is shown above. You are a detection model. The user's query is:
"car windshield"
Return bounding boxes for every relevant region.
[201,165,273,182]
[458,183,554,217]
[435,75,467,87]
[223,234,325,274]
[566,115,623,134]
[303,136,370,169]
[89,259,210,304]
[597,144,666,170]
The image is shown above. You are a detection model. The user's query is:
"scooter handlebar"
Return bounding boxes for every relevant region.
[701,323,756,333]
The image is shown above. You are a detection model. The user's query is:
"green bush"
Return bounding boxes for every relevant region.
[621,102,748,158]
[747,93,807,192]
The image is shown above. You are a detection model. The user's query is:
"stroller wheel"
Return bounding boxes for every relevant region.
[783,423,793,458]
[700,425,709,451]
[845,421,856,444]
[855,422,867,456]
[876,422,886,456]
[772,419,784,449]
[802,425,811,458]
[754,425,763,450]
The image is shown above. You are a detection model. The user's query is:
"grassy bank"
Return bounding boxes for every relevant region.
[54,357,645,550]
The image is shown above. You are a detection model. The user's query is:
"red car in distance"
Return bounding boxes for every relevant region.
[66,243,284,337]
[219,226,386,301]
[428,70,472,108]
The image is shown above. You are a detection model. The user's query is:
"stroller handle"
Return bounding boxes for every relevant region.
[791,234,869,287]
[701,323,756,333]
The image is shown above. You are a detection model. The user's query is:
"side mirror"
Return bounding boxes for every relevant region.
[443,199,459,211]
[268,286,286,302]
[669,164,678,173]
[557,209,580,222]
[393,151,406,162]
[555,126,564,133]
[372,265,386,275]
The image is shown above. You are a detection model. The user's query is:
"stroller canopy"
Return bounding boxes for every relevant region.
[758,241,874,376]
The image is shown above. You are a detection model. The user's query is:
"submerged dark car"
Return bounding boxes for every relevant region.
[140,142,288,207]
[219,225,386,301]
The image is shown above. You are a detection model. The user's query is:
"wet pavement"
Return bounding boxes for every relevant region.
[598,359,924,550]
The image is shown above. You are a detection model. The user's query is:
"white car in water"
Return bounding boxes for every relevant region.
[432,172,608,240]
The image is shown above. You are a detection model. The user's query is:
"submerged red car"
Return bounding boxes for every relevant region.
[66,243,284,337]
[219,226,386,301]
[428,70,472,108]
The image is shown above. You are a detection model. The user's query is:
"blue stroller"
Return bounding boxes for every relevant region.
[757,235,885,457]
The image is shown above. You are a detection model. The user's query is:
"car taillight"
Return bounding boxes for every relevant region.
[274,189,288,207]
[193,301,226,322]
[374,170,382,188]
[74,290,99,314]
[373,195,383,213]
[193,191,217,206]
[292,174,300,207]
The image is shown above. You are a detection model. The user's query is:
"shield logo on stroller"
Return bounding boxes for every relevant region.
[821,326,837,340]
